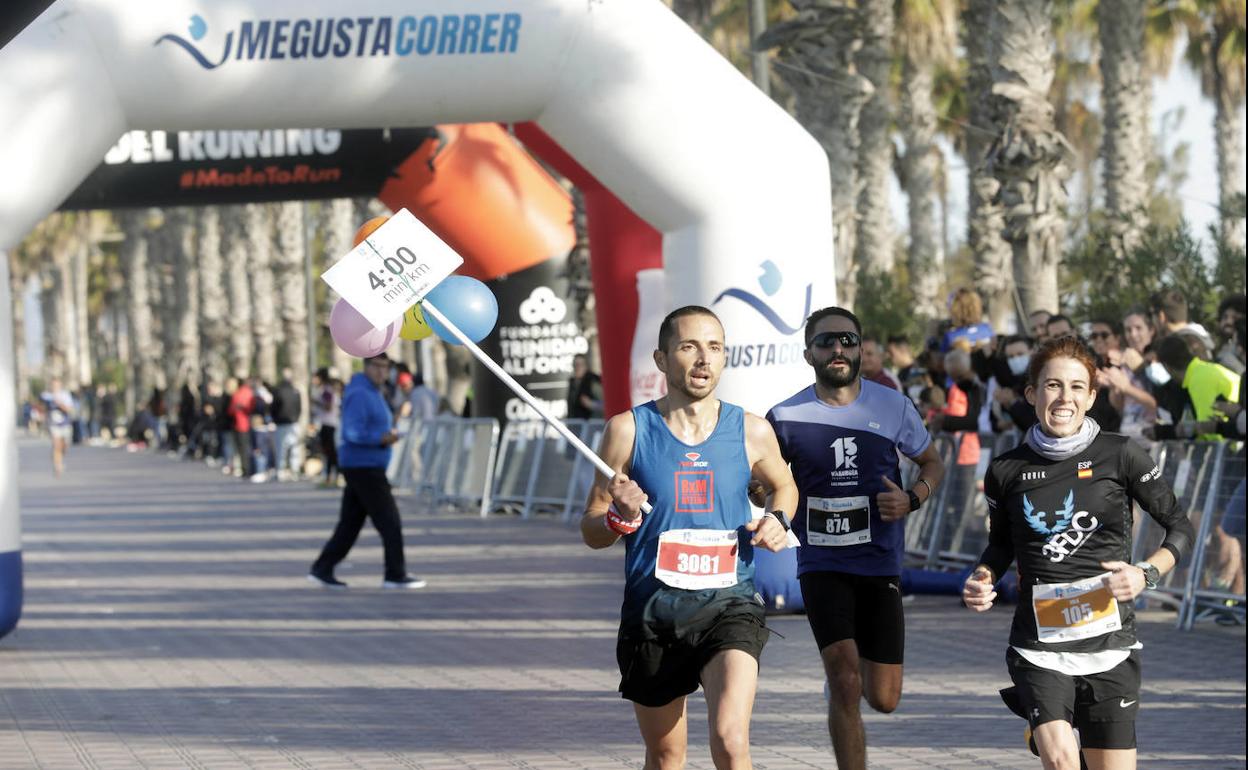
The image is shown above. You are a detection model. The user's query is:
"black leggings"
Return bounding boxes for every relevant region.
[319,425,338,479]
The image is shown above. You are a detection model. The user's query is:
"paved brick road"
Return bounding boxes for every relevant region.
[1,439,1243,769]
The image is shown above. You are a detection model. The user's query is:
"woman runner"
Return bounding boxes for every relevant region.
[963,337,1194,770]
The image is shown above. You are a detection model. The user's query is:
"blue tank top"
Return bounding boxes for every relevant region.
[621,400,755,620]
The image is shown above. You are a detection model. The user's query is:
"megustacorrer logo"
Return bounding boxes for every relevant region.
[156,15,234,70]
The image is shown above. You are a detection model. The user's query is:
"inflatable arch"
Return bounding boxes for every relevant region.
[0,0,835,635]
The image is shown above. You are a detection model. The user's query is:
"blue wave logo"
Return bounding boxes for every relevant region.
[155,15,233,69]
[712,260,811,335]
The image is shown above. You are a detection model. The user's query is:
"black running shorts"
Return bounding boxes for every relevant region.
[1007,647,1140,750]
[799,570,905,664]
[616,587,769,708]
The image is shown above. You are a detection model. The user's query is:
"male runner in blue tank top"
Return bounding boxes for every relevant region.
[762,306,945,770]
[581,306,798,770]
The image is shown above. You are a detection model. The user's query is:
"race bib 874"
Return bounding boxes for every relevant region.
[806,495,871,547]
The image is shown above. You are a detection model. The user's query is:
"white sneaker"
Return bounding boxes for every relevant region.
[250,472,267,484]
[381,575,427,589]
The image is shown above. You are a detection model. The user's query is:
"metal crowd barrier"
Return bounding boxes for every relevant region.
[489,418,605,520]
[390,416,501,517]
[904,431,1021,570]
[1131,440,1225,614]
[1178,444,1245,629]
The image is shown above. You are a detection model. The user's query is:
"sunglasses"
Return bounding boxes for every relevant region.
[809,331,861,349]
[1088,331,1113,340]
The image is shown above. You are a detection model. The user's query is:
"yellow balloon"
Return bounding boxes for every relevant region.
[399,303,434,341]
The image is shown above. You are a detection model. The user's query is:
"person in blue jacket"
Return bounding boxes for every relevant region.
[309,353,425,590]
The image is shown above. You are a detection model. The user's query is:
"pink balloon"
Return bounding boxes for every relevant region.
[329,299,400,358]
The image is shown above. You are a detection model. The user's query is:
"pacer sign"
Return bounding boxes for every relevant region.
[321,208,462,329]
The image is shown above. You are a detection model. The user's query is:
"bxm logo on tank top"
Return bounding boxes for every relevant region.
[675,452,714,513]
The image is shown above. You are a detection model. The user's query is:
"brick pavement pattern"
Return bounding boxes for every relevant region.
[1,439,1243,769]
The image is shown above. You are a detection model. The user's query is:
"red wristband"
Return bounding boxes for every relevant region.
[605,507,641,536]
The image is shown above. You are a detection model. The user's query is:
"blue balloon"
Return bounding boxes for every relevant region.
[423,275,499,345]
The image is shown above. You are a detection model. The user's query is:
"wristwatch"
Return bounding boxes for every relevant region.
[907,490,922,513]
[1134,561,1160,590]
[767,510,791,532]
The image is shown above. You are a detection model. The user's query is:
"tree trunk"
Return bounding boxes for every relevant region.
[166,208,200,395]
[900,52,944,320]
[759,2,869,307]
[119,210,159,413]
[72,221,92,389]
[322,199,358,379]
[147,217,176,393]
[1213,38,1246,251]
[988,0,1072,320]
[854,0,895,276]
[274,201,310,431]
[965,0,1016,330]
[43,232,79,388]
[220,206,254,378]
[245,203,278,383]
[9,259,29,404]
[1097,0,1151,254]
[39,265,61,382]
[196,207,229,383]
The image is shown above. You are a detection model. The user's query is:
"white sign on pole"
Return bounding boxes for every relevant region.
[321,208,463,329]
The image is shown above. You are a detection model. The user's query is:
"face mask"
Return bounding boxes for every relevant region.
[1146,361,1171,385]
[1007,354,1031,376]
[907,385,924,404]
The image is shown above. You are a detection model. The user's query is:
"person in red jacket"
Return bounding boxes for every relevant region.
[226,375,255,478]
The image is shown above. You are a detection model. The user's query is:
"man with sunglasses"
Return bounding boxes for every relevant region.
[761,307,945,769]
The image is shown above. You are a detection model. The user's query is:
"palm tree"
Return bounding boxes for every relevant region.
[964,0,1016,328]
[12,216,72,399]
[986,0,1075,318]
[1051,1,1103,243]
[220,205,254,378]
[855,0,897,275]
[1098,0,1153,252]
[245,203,278,384]
[1182,0,1246,249]
[119,209,161,414]
[197,207,229,384]
[274,201,310,429]
[759,1,871,306]
[896,0,958,320]
[33,213,107,391]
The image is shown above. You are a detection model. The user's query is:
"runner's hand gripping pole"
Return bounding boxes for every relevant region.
[420,299,652,515]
